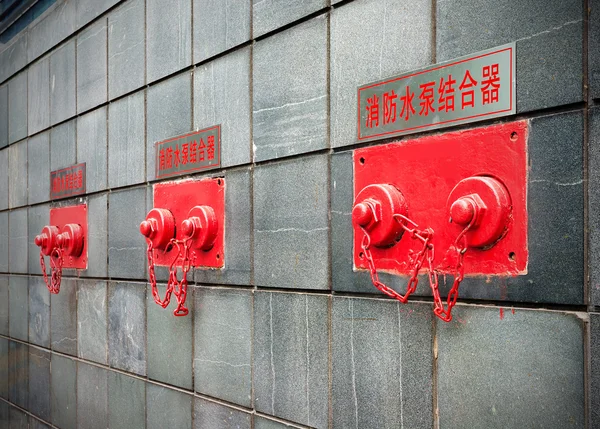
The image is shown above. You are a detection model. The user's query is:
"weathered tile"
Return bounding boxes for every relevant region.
[0,150,7,214]
[50,40,76,125]
[28,347,51,421]
[81,193,108,278]
[77,106,108,193]
[590,107,600,306]
[330,0,433,148]
[108,0,145,99]
[254,292,329,428]
[194,397,251,429]
[107,371,146,429]
[78,280,108,364]
[50,354,77,429]
[591,0,600,99]
[146,72,192,181]
[108,91,146,188]
[253,0,326,38]
[50,118,76,171]
[77,362,108,429]
[194,287,252,406]
[8,139,27,209]
[9,276,28,341]
[195,167,252,285]
[9,209,28,273]
[330,151,412,295]
[0,401,7,426]
[253,155,329,289]
[0,275,8,335]
[146,0,191,82]
[30,417,51,429]
[0,86,7,149]
[253,416,301,429]
[108,281,146,375]
[28,203,49,276]
[193,0,251,63]
[437,306,584,428]
[27,0,76,62]
[9,406,28,429]
[9,341,28,409]
[28,276,50,348]
[193,47,251,167]
[27,131,50,205]
[332,297,433,429]
[0,213,8,271]
[8,72,27,145]
[147,384,192,429]
[28,57,50,135]
[147,284,192,388]
[591,313,600,428]
[437,0,583,113]
[0,337,7,398]
[50,278,77,355]
[77,19,108,113]
[77,0,119,28]
[108,187,147,279]
[0,32,27,83]
[253,16,327,161]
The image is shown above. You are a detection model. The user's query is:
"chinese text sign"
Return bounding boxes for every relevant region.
[50,163,86,200]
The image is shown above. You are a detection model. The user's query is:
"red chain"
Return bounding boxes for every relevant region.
[146,238,191,317]
[40,248,64,294]
[360,214,472,322]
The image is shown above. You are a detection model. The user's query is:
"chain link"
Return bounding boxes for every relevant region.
[40,248,64,294]
[360,214,472,322]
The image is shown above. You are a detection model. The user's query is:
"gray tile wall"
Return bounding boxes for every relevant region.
[0,0,593,428]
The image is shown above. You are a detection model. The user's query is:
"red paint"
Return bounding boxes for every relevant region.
[511,308,515,314]
[151,178,224,268]
[49,204,88,269]
[499,308,504,320]
[353,120,528,276]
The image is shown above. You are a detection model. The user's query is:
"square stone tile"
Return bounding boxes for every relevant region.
[146,72,192,181]
[0,85,7,148]
[50,40,76,126]
[27,203,49,275]
[28,347,51,421]
[28,276,50,348]
[193,47,251,168]
[108,187,147,279]
[0,32,26,84]
[0,401,7,425]
[50,354,77,429]
[147,284,193,388]
[0,212,8,271]
[437,306,584,428]
[146,384,192,429]
[9,209,28,273]
[78,280,107,364]
[0,275,7,335]
[194,397,251,429]
[591,0,600,100]
[108,281,146,375]
[27,0,76,62]
[9,406,28,428]
[253,16,327,161]
[51,278,77,355]
[108,371,145,429]
[108,0,145,99]
[9,340,28,409]
[0,337,7,398]
[8,71,27,145]
[194,287,252,406]
[77,362,108,429]
[108,91,146,188]
[253,0,326,38]
[0,148,7,209]
[50,118,76,171]
[146,0,191,82]
[81,193,108,278]
[195,167,252,286]
[590,107,600,306]
[253,155,329,289]
[332,297,433,429]
[8,140,27,209]
[253,291,329,428]
[30,417,51,429]
[77,106,108,193]
[591,313,600,427]
[253,416,299,429]
[77,19,108,113]
[9,275,28,341]
[330,0,433,148]
[193,0,251,63]
[77,0,119,28]
[28,57,50,135]
[27,131,50,205]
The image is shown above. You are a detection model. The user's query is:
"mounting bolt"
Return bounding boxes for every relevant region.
[450,197,476,226]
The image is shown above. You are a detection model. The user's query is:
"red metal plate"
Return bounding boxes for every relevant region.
[49,204,88,269]
[152,177,225,268]
[353,120,528,276]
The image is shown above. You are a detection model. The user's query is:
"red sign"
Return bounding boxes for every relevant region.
[50,163,86,200]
